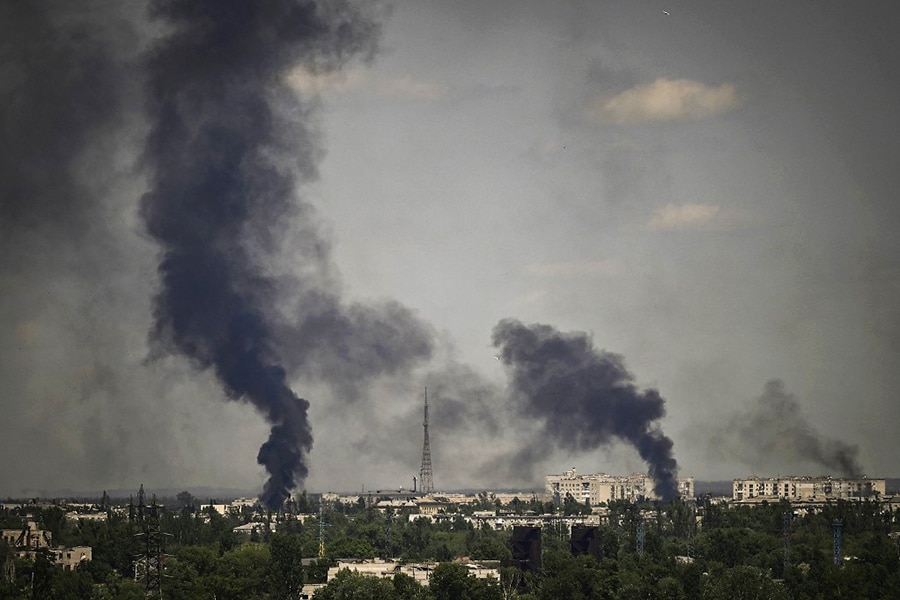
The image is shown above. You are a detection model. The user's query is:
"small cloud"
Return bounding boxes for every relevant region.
[285,66,367,94]
[379,76,448,101]
[590,78,739,124]
[526,258,623,278]
[646,203,722,231]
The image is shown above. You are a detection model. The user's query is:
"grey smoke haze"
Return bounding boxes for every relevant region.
[0,1,128,235]
[140,0,438,508]
[4,1,900,498]
[492,319,679,500]
[710,379,863,477]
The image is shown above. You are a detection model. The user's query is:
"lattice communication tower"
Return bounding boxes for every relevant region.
[419,387,434,494]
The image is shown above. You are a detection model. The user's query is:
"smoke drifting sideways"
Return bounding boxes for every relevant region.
[492,319,680,501]
[710,379,863,477]
[140,0,432,509]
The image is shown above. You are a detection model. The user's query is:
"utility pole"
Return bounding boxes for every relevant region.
[782,512,792,571]
[635,517,645,555]
[318,502,328,559]
[135,493,169,599]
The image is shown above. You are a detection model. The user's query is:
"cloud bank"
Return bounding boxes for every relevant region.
[592,78,739,124]
[646,203,723,231]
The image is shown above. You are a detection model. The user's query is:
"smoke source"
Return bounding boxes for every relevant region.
[492,319,680,500]
[711,379,863,477]
[140,0,390,509]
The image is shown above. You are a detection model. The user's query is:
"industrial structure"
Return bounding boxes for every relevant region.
[546,468,695,504]
[732,476,886,502]
[419,387,434,494]
[509,526,542,571]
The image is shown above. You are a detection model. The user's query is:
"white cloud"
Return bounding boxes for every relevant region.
[378,76,448,101]
[646,203,723,231]
[526,258,623,278]
[285,66,367,94]
[591,78,739,124]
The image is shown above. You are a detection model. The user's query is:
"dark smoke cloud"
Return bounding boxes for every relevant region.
[280,297,435,400]
[140,0,432,508]
[492,319,679,500]
[710,379,862,477]
[0,1,130,237]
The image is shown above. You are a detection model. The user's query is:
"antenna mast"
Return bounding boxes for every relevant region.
[419,387,434,494]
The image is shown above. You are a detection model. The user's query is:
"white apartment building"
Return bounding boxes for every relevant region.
[327,560,498,586]
[732,476,886,502]
[546,468,694,504]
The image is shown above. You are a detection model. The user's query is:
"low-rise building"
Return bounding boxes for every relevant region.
[327,560,498,586]
[416,496,454,516]
[52,546,92,571]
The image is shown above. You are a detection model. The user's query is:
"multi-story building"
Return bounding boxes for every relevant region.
[1,522,52,557]
[52,546,92,571]
[732,476,886,502]
[546,468,694,504]
[2,522,92,570]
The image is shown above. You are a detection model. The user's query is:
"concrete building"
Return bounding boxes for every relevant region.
[2,522,92,570]
[732,476,886,502]
[52,546,92,571]
[327,560,498,586]
[1,522,52,557]
[546,468,694,504]
[415,496,454,516]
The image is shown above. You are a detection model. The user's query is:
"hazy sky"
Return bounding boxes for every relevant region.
[2,0,899,498]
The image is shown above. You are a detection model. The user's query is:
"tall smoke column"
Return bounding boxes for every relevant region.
[140,0,378,509]
[493,319,679,501]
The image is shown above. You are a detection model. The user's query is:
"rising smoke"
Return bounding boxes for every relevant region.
[140,0,433,508]
[492,319,680,500]
[3,1,684,502]
[709,379,863,477]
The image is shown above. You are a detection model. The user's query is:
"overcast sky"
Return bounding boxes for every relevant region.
[2,0,899,498]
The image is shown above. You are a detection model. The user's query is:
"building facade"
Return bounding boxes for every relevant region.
[546,469,694,504]
[732,476,886,502]
[52,546,92,571]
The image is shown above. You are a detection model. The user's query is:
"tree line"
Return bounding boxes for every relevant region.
[0,493,898,599]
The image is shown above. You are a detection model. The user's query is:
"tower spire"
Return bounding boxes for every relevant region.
[419,387,434,494]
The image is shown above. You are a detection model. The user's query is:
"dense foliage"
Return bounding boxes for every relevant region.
[0,494,897,598]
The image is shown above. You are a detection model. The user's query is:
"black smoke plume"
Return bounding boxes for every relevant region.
[492,319,680,500]
[711,379,862,477]
[140,0,432,508]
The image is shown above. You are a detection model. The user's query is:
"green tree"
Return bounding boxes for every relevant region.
[50,566,94,600]
[270,533,305,599]
[563,494,592,516]
[211,543,271,600]
[430,562,502,600]
[28,550,55,599]
[701,565,789,600]
[536,551,618,600]
[392,572,429,600]
[313,568,397,599]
